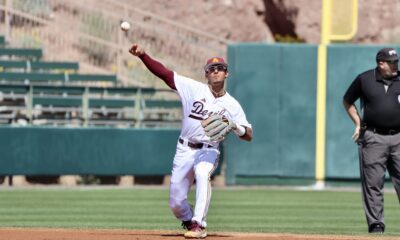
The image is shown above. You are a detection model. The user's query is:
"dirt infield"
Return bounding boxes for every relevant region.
[0,228,395,240]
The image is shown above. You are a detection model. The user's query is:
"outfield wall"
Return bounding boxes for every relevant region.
[324,45,400,178]
[0,126,179,175]
[226,43,400,184]
[225,43,317,184]
[1,44,399,185]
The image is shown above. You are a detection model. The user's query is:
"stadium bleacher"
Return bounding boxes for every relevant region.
[0,72,117,84]
[0,60,79,72]
[0,47,42,60]
[0,36,182,128]
[0,36,4,46]
[0,83,181,128]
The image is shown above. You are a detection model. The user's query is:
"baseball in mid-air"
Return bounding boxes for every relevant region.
[120,21,130,31]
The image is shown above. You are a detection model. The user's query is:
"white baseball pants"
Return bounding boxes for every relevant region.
[169,141,220,227]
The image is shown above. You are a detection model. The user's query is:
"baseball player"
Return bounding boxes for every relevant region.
[129,44,252,239]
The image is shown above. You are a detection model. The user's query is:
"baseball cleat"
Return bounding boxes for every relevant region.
[183,222,207,239]
[181,220,193,230]
[184,229,207,239]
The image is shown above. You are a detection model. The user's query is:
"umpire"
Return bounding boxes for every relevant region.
[343,47,400,234]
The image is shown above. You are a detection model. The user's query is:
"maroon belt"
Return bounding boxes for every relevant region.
[179,138,213,149]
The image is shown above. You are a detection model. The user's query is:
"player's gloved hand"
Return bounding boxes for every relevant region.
[201,115,236,141]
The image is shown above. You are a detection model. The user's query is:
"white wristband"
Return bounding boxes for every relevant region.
[234,124,246,137]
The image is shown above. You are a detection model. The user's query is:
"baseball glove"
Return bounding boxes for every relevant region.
[201,115,236,141]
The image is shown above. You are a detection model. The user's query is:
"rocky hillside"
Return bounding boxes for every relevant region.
[122,0,400,45]
[8,0,398,87]
[120,0,273,43]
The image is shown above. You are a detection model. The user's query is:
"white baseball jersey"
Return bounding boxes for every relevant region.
[173,72,251,145]
[169,72,251,229]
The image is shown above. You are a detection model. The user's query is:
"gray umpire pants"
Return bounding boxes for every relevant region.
[358,129,400,231]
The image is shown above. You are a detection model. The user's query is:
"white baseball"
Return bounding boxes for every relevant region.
[120,21,130,31]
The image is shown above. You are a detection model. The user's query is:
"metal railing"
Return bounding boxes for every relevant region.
[0,83,182,128]
[0,0,228,88]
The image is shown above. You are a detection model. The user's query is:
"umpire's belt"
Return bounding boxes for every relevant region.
[367,126,400,135]
[179,138,213,149]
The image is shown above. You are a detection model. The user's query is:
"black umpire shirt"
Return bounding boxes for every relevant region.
[343,68,400,129]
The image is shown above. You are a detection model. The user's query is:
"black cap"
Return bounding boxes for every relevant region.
[376,48,399,62]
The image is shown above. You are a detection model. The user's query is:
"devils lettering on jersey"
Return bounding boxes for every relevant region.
[188,100,226,120]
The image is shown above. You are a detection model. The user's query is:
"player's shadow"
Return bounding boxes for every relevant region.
[89,232,232,238]
[161,233,232,238]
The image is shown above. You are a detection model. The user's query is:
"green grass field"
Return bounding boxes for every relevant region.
[0,187,399,236]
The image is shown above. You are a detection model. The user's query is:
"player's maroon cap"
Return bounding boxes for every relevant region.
[204,57,228,71]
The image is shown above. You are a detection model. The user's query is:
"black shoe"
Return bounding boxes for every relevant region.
[369,223,384,234]
[181,220,192,230]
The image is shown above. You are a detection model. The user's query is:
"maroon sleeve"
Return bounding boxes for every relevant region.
[139,53,176,90]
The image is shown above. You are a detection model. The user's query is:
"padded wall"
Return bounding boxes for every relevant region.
[0,126,180,175]
[325,45,400,178]
[226,43,317,184]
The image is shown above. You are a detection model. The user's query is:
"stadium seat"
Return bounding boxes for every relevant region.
[0,60,79,72]
[0,48,42,60]
[140,99,182,128]
[0,82,180,128]
[0,72,117,84]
